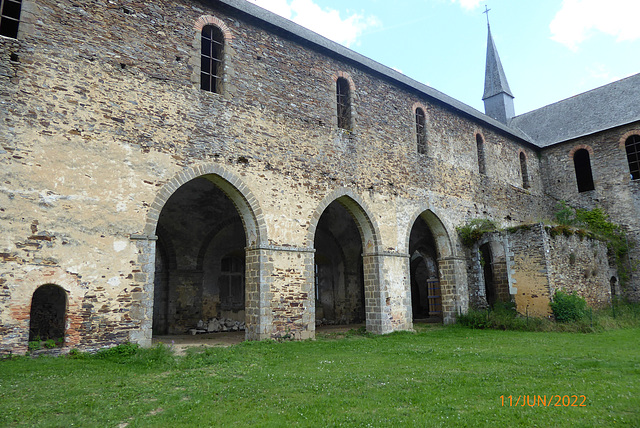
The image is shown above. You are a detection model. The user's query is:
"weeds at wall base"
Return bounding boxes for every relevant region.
[457,300,640,333]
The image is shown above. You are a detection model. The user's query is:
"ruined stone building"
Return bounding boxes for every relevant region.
[1,0,639,354]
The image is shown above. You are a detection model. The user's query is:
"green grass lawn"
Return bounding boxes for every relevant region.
[1,326,639,427]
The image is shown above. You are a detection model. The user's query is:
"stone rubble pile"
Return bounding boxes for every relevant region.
[188,318,245,335]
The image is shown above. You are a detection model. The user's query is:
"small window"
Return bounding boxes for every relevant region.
[625,135,640,180]
[201,25,224,93]
[336,77,351,130]
[573,148,595,192]
[415,108,427,154]
[0,0,22,39]
[476,134,486,174]
[519,152,530,189]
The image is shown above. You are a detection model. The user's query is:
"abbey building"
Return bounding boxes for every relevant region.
[1,0,638,354]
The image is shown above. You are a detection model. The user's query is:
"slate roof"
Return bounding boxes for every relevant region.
[220,0,639,150]
[483,25,514,100]
[219,0,532,144]
[510,73,640,147]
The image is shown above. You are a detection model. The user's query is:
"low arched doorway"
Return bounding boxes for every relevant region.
[29,284,66,346]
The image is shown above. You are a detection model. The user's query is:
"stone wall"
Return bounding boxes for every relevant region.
[0,0,632,354]
[541,123,640,300]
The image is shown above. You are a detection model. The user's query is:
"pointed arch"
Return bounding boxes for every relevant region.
[143,163,267,247]
[306,188,381,254]
[403,207,454,259]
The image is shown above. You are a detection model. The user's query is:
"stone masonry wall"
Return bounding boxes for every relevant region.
[541,123,640,300]
[1,0,562,353]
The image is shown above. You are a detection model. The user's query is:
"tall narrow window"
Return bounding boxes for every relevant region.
[519,152,530,189]
[336,77,351,130]
[201,25,224,93]
[0,0,22,39]
[415,108,427,154]
[573,148,595,192]
[476,134,486,174]
[625,135,640,180]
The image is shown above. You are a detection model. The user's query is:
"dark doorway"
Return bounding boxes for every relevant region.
[314,200,365,325]
[154,176,246,336]
[29,284,66,345]
[409,216,442,322]
[479,243,496,307]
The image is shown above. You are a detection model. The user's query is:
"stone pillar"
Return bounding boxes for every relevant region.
[363,252,412,334]
[438,256,467,324]
[129,234,157,347]
[245,245,315,341]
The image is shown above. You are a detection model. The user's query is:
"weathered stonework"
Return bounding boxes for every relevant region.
[1,0,637,354]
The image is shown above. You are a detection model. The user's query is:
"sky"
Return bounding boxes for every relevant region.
[246,0,640,115]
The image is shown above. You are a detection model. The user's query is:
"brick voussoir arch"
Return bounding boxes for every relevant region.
[619,130,640,148]
[568,144,594,159]
[403,205,454,259]
[144,163,267,247]
[194,15,233,41]
[306,187,382,254]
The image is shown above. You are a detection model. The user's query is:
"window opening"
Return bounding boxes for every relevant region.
[625,135,640,180]
[0,0,21,39]
[416,108,427,154]
[201,25,224,93]
[573,148,595,192]
[219,254,244,312]
[336,77,351,130]
[476,134,486,174]
[519,152,530,189]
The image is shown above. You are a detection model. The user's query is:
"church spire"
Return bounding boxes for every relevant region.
[482,16,515,123]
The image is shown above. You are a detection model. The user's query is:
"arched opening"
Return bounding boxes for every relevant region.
[336,77,352,130]
[201,25,224,93]
[29,284,66,347]
[153,175,247,337]
[476,134,486,175]
[408,214,444,323]
[415,107,427,154]
[573,148,595,192]
[479,241,510,308]
[313,200,366,326]
[519,152,530,189]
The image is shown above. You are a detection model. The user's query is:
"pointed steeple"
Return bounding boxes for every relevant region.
[482,23,515,123]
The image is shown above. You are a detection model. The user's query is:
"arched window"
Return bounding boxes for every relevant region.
[336,77,351,130]
[573,148,595,192]
[476,134,486,174]
[519,152,530,189]
[29,284,66,346]
[201,25,224,93]
[415,108,427,154]
[625,135,640,180]
[0,0,22,39]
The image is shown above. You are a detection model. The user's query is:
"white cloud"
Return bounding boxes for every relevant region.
[248,0,381,47]
[550,0,640,50]
[451,0,483,11]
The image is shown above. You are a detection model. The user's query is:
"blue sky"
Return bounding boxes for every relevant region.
[248,0,640,115]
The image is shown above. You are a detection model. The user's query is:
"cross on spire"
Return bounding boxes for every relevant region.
[483,4,491,27]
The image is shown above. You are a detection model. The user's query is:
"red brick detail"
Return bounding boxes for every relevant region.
[194,15,233,41]
[568,144,594,159]
[333,71,355,90]
[619,130,640,149]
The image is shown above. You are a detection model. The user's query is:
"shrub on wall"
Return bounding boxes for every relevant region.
[456,219,498,247]
[550,290,588,322]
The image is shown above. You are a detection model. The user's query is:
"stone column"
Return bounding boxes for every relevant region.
[129,234,157,347]
[363,252,412,334]
[438,256,467,324]
[245,245,315,340]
